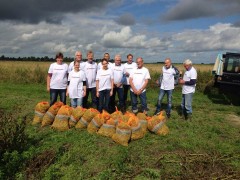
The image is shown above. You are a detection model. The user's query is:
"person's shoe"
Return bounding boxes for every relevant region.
[154,110,160,116]
[185,113,192,121]
[166,113,171,119]
[143,110,148,116]
[132,109,138,114]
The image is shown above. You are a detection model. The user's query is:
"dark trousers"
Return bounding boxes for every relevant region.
[83,87,98,109]
[98,89,111,113]
[109,87,124,112]
[50,89,66,106]
[123,84,130,106]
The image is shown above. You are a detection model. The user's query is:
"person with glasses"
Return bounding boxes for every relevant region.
[68,51,85,73]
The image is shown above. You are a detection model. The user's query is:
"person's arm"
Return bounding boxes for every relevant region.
[137,79,148,95]
[96,80,99,97]
[46,73,52,92]
[110,78,114,96]
[83,81,86,97]
[66,81,70,97]
[129,77,138,94]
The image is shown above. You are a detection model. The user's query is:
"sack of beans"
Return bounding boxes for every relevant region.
[112,120,131,146]
[137,112,148,133]
[97,118,116,138]
[147,111,169,136]
[41,102,64,127]
[87,114,105,134]
[69,106,86,128]
[32,101,50,125]
[51,105,73,131]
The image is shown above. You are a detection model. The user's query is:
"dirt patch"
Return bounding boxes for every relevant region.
[227,114,240,127]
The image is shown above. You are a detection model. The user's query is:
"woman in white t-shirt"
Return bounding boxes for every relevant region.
[47,52,68,106]
[66,61,86,108]
[96,58,114,113]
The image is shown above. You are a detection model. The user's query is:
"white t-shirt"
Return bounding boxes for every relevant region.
[130,67,151,92]
[123,62,137,85]
[182,66,197,94]
[48,62,68,89]
[97,62,113,70]
[112,64,125,87]
[96,68,113,91]
[68,70,86,98]
[83,61,97,88]
[160,66,176,90]
[68,61,85,73]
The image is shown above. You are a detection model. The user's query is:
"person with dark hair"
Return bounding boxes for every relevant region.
[47,52,68,106]
[96,58,113,113]
[97,52,113,70]
[66,61,86,108]
[83,50,98,108]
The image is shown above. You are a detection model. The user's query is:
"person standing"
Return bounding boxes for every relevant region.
[47,52,68,106]
[179,59,197,120]
[154,58,179,118]
[83,50,98,108]
[123,54,137,107]
[96,58,114,113]
[129,57,151,115]
[109,54,125,112]
[97,52,113,70]
[66,61,86,108]
[68,51,85,73]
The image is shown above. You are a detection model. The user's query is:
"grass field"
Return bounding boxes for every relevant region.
[0,68,240,179]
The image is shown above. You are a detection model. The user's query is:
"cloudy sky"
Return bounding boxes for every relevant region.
[0,0,240,63]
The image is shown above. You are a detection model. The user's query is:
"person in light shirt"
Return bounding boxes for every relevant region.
[82,50,98,108]
[96,58,114,113]
[68,51,85,72]
[154,58,179,118]
[47,52,68,106]
[179,59,197,120]
[66,61,86,108]
[97,53,113,70]
[129,57,151,115]
[123,54,137,107]
[109,54,125,112]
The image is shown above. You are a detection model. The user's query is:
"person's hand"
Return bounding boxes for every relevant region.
[125,72,129,77]
[179,78,185,84]
[66,91,69,97]
[83,91,86,97]
[47,87,50,92]
[96,91,99,98]
[110,90,113,96]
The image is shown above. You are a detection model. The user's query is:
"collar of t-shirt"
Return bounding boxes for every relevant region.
[87,60,93,64]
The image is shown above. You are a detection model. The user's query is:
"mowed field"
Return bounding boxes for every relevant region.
[0,60,239,179]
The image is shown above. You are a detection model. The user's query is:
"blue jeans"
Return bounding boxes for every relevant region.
[83,87,98,108]
[130,91,148,112]
[156,89,173,114]
[181,93,193,115]
[123,84,130,106]
[50,89,66,106]
[70,98,83,108]
[98,89,111,113]
[110,87,124,111]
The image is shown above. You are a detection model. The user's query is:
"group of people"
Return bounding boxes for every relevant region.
[46,50,197,120]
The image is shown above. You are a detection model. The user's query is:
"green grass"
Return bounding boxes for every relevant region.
[0,82,240,179]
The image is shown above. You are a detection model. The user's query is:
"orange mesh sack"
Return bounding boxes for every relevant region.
[128,116,145,140]
[41,102,63,127]
[97,118,116,138]
[112,121,131,146]
[51,105,72,131]
[32,101,50,125]
[147,112,169,136]
[111,107,123,119]
[76,108,99,129]
[122,111,134,123]
[87,114,105,134]
[137,112,148,133]
[69,107,86,128]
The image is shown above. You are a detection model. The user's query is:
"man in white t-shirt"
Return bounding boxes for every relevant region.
[68,51,85,72]
[179,59,197,120]
[154,58,179,118]
[82,50,98,108]
[129,57,151,114]
[109,54,125,112]
[123,54,137,107]
[97,53,113,70]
